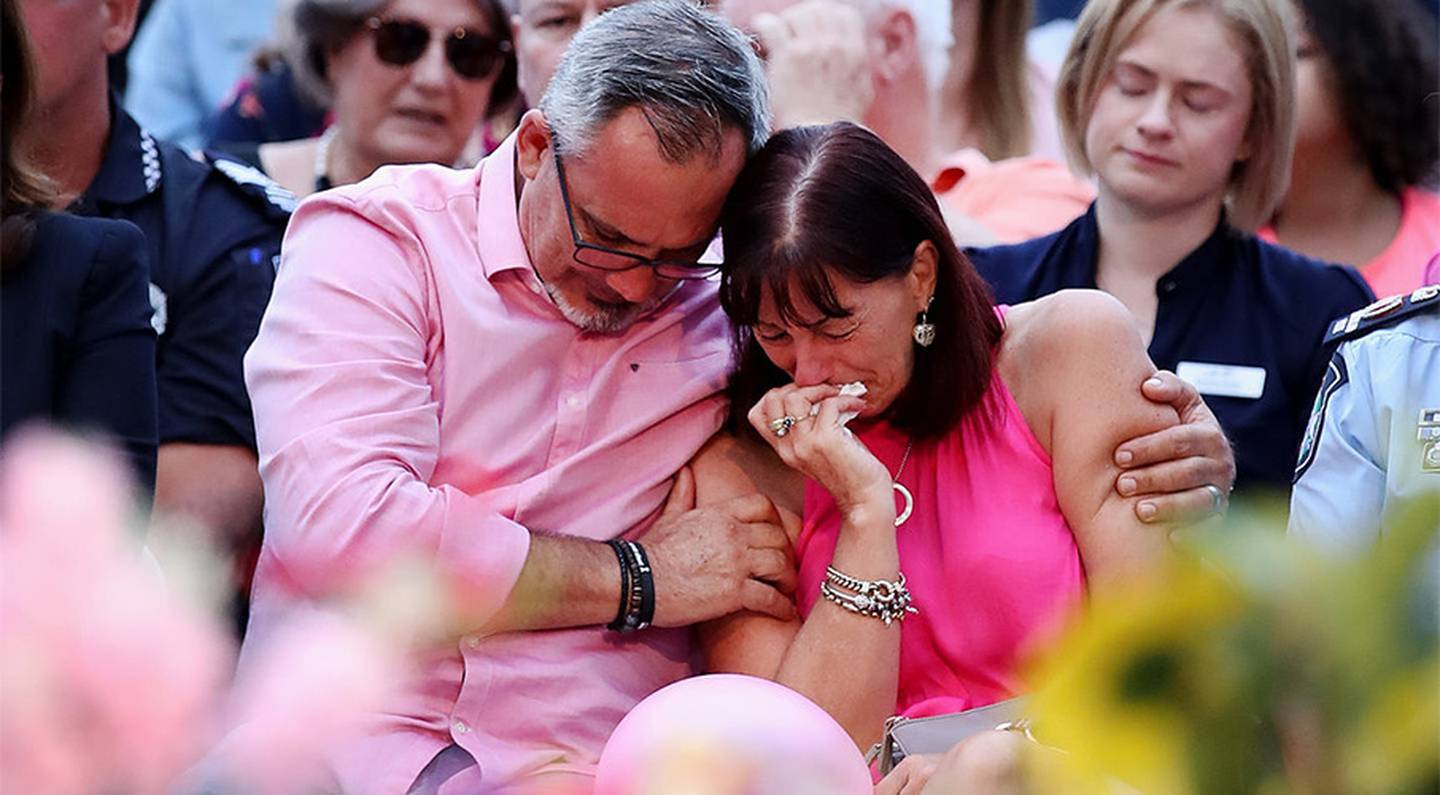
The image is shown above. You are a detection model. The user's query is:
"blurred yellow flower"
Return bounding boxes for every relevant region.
[1343,656,1440,794]
[1025,565,1247,795]
[1021,500,1437,795]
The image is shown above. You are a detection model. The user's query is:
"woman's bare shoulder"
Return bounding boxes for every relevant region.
[1002,289,1142,359]
[999,290,1156,454]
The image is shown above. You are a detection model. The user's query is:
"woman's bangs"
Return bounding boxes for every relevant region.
[723,245,851,328]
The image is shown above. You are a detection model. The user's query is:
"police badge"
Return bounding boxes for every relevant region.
[1420,409,1440,474]
[1295,354,1348,483]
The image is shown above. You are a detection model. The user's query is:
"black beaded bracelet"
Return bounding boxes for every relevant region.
[605,539,655,633]
[605,539,633,633]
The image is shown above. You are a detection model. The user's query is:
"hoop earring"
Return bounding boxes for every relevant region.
[912,297,935,348]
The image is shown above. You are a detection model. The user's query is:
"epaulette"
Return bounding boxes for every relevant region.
[202,152,298,217]
[1324,283,1440,345]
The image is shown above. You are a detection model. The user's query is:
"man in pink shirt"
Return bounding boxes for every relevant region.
[242,4,790,792]
[242,3,1234,792]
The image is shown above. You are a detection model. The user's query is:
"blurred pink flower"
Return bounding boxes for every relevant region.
[0,429,233,795]
[2,429,419,795]
[204,609,407,795]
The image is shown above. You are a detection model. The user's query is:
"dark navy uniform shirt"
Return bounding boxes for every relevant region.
[2,212,158,493]
[70,96,295,449]
[969,204,1374,498]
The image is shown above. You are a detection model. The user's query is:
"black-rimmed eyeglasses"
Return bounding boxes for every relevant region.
[550,144,721,281]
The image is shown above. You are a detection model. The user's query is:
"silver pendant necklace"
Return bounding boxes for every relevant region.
[892,440,915,528]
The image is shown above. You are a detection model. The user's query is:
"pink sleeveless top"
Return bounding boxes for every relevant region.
[795,311,1084,718]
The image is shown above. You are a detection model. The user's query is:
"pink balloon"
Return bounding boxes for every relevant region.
[595,674,872,795]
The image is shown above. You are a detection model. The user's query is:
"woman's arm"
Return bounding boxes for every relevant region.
[692,396,904,750]
[1003,291,1181,592]
[693,434,804,677]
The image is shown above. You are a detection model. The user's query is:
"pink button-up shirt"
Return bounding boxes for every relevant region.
[241,135,732,793]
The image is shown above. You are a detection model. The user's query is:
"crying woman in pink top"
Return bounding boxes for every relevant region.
[692,123,1186,753]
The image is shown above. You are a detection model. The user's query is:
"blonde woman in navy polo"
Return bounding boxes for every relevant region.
[970,0,1372,499]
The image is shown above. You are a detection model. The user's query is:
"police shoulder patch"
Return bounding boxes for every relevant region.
[1325,285,1440,345]
[1294,352,1348,484]
[206,154,299,216]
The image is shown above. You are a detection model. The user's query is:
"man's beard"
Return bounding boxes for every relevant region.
[544,281,670,334]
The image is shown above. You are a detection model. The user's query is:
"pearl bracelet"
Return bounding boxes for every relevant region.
[820,566,918,625]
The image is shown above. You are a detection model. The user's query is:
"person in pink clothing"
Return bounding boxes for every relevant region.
[1260,0,1439,295]
[240,4,796,793]
[241,4,1235,792]
[690,123,1186,762]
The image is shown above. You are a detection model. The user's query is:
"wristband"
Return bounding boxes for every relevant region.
[605,539,633,633]
[605,539,656,633]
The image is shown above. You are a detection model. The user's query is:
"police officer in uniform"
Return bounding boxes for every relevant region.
[69,95,293,459]
[1290,284,1440,550]
[15,0,292,603]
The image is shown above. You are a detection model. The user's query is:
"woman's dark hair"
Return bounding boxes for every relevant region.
[1,0,58,268]
[719,122,1002,441]
[1297,0,1439,192]
[289,0,518,115]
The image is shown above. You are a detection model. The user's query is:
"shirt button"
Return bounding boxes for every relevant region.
[565,394,583,409]
[1161,280,1178,293]
[463,635,481,650]
[453,720,470,735]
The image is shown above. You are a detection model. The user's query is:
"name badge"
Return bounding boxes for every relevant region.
[1176,361,1267,399]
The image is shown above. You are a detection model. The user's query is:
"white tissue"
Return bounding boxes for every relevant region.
[809,381,868,427]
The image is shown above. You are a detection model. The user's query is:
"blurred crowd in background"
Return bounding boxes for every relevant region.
[2,0,1437,793]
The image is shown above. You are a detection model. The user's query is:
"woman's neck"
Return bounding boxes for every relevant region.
[1092,189,1223,347]
[1272,153,1402,267]
[1094,189,1224,283]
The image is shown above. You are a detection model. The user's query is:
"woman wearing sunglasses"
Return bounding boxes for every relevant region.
[246,0,517,199]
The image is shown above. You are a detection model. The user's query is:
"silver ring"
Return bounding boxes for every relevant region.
[1203,484,1226,515]
[768,415,800,438]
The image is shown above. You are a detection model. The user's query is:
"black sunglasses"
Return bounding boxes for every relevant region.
[551,142,720,281]
[364,16,511,81]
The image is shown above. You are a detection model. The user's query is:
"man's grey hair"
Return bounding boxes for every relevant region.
[540,0,772,163]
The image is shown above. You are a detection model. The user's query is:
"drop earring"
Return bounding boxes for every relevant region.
[912,297,935,348]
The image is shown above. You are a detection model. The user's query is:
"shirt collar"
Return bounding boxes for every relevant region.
[80,93,163,207]
[1065,203,1236,291]
[473,132,535,281]
[1154,210,1236,292]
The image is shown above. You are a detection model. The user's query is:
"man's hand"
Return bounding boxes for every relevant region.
[751,0,873,129]
[641,467,798,627]
[1115,371,1237,524]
